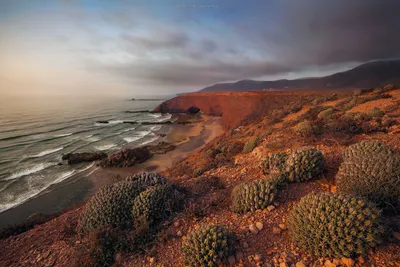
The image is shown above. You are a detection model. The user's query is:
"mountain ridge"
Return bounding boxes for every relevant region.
[199,59,400,92]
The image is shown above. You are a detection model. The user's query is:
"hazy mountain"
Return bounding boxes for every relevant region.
[199,60,400,92]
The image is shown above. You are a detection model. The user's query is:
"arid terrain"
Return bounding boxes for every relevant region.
[1,87,400,267]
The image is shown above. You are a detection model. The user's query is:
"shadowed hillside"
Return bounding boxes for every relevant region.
[199,60,400,92]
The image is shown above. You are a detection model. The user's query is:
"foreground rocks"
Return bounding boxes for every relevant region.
[99,147,152,167]
[62,152,107,164]
[144,142,176,154]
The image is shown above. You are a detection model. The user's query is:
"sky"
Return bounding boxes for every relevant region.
[0,0,399,97]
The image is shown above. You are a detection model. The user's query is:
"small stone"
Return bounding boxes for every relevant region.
[249,224,259,234]
[324,259,336,267]
[236,251,244,260]
[279,223,286,230]
[256,222,264,231]
[254,254,262,262]
[267,205,275,211]
[228,255,236,265]
[357,256,365,264]
[176,230,183,237]
[149,257,156,264]
[173,220,180,227]
[272,227,282,235]
[341,257,355,267]
[242,242,249,248]
[295,261,307,267]
[280,263,289,267]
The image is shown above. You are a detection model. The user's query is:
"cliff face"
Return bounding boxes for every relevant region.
[154,91,327,129]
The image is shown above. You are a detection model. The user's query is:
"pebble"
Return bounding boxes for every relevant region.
[280,262,289,267]
[267,205,275,211]
[256,222,264,231]
[272,227,282,235]
[242,242,249,248]
[341,257,355,267]
[176,230,183,237]
[279,223,286,230]
[149,257,156,264]
[173,220,180,227]
[228,255,236,265]
[324,259,336,267]
[249,224,259,234]
[254,254,262,262]
[295,261,307,267]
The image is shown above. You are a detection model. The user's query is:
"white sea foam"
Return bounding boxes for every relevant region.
[138,136,159,146]
[108,120,124,124]
[86,136,100,142]
[95,144,117,151]
[29,147,64,158]
[123,137,141,143]
[5,163,56,181]
[149,113,162,118]
[149,125,162,131]
[51,170,75,185]
[54,133,73,137]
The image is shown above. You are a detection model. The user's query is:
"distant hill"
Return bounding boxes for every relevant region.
[199,59,400,92]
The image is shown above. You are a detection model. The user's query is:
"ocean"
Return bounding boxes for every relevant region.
[0,96,170,214]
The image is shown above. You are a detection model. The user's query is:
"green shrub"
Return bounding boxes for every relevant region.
[312,96,326,106]
[317,107,334,119]
[227,141,244,156]
[327,93,338,101]
[181,225,236,267]
[287,192,384,258]
[285,148,324,182]
[383,84,395,92]
[367,107,385,117]
[373,87,383,94]
[78,172,167,233]
[242,137,258,154]
[336,140,400,207]
[231,179,278,213]
[132,184,178,225]
[193,167,205,178]
[296,121,323,137]
[259,152,288,175]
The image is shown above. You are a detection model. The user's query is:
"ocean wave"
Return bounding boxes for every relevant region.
[86,136,101,142]
[95,144,117,151]
[108,120,124,124]
[149,125,162,131]
[54,133,73,137]
[137,135,159,147]
[123,137,141,143]
[51,170,75,185]
[5,162,57,181]
[149,113,162,118]
[28,147,64,158]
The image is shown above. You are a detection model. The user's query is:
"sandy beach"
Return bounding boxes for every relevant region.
[0,114,223,229]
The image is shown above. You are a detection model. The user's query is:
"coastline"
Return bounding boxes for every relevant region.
[0,114,223,229]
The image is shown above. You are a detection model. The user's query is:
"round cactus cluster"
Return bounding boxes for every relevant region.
[367,107,385,117]
[126,171,167,186]
[132,184,176,225]
[77,172,169,233]
[231,179,278,213]
[287,192,384,258]
[181,225,236,267]
[259,152,288,175]
[77,181,142,233]
[336,140,400,207]
[285,148,324,182]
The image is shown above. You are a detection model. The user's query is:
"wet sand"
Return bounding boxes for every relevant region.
[0,114,223,229]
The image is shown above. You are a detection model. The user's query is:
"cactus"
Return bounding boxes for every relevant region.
[231,179,278,213]
[285,148,324,182]
[317,107,334,119]
[78,172,168,233]
[287,192,384,258]
[259,152,288,175]
[125,171,167,186]
[77,181,142,233]
[132,184,177,225]
[367,107,385,117]
[336,140,400,207]
[181,225,236,267]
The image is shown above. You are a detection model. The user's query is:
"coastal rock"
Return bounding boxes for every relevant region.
[186,106,200,114]
[145,142,176,154]
[99,147,152,167]
[96,120,109,124]
[62,152,107,164]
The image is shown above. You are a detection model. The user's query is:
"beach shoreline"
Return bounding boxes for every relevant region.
[0,114,223,230]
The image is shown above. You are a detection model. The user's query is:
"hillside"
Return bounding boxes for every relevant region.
[199,60,400,92]
[1,86,400,267]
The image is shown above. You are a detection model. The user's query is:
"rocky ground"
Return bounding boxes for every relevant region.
[1,88,400,267]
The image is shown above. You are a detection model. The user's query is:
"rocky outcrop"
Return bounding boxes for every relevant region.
[96,121,109,124]
[99,147,152,168]
[145,142,175,154]
[153,91,325,129]
[62,152,107,164]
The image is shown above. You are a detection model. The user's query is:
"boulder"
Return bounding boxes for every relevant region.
[186,106,200,114]
[62,152,107,164]
[100,147,152,168]
[145,142,176,154]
